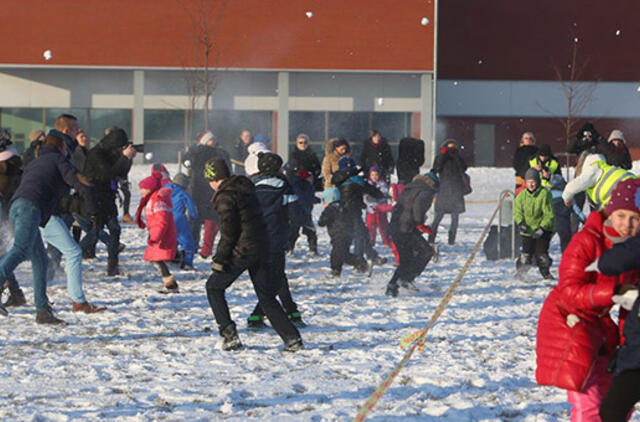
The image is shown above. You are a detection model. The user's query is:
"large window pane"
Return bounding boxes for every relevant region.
[89,109,132,144]
[45,108,89,134]
[328,112,369,158]
[144,110,185,141]
[289,111,325,151]
[210,110,272,153]
[0,108,43,152]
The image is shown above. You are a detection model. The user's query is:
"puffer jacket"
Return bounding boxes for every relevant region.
[390,174,438,235]
[513,186,554,236]
[212,175,268,267]
[321,139,351,189]
[251,173,297,253]
[143,186,177,262]
[359,137,394,181]
[536,211,638,391]
[331,169,382,216]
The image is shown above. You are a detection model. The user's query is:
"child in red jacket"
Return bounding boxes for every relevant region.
[136,173,179,292]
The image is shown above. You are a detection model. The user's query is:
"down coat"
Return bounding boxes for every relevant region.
[212,175,268,267]
[321,139,351,189]
[432,141,467,214]
[359,136,394,182]
[535,211,637,391]
[143,186,177,262]
[390,174,438,235]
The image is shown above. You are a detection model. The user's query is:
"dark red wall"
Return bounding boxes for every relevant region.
[439,0,640,81]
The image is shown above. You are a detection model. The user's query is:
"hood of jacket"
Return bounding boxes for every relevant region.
[213,175,255,200]
[97,128,129,151]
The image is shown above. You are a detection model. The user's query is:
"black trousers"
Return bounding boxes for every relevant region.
[430,211,459,243]
[119,179,131,215]
[600,368,640,422]
[518,232,552,277]
[389,231,433,284]
[331,237,366,272]
[250,252,298,317]
[154,261,171,277]
[289,215,317,252]
[205,254,300,342]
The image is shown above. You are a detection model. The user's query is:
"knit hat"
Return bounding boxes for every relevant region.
[29,129,45,142]
[338,156,357,171]
[139,175,161,191]
[198,130,215,145]
[369,165,381,175]
[538,144,552,157]
[608,129,625,143]
[151,163,170,180]
[172,172,189,189]
[524,168,541,186]
[253,133,270,146]
[257,152,283,175]
[204,159,230,181]
[605,178,640,216]
[322,187,340,203]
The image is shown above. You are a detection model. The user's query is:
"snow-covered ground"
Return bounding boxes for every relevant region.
[0,165,637,421]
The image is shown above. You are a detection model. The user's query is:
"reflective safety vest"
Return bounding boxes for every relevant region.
[586,160,636,210]
[529,157,559,187]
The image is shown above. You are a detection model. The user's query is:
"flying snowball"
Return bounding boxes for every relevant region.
[420,17,429,26]
[43,50,52,60]
[636,86,640,92]
[616,29,621,36]
[306,11,313,18]
[183,159,191,168]
[573,37,579,43]
[144,152,153,161]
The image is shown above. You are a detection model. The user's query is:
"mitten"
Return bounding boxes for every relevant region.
[532,228,544,239]
[416,224,433,235]
[211,261,227,273]
[566,314,580,328]
[612,289,639,311]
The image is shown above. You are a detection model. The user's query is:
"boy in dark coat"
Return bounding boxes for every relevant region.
[204,159,303,352]
[82,128,136,275]
[286,164,320,255]
[246,152,305,328]
[385,173,438,297]
[430,139,468,245]
[317,187,367,276]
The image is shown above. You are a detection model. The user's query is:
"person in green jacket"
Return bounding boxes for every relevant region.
[514,168,555,280]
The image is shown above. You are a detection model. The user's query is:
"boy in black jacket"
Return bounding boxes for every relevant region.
[204,159,303,352]
[386,173,438,297]
[318,188,368,276]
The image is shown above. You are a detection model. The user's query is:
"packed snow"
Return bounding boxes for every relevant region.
[0,164,638,421]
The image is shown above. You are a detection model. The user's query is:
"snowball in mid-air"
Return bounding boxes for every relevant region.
[616,29,621,36]
[636,86,640,92]
[43,50,52,60]
[183,159,191,168]
[421,17,429,26]
[573,37,579,43]
[144,152,153,161]
[305,11,313,18]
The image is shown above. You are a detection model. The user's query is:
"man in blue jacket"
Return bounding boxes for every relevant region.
[0,134,94,324]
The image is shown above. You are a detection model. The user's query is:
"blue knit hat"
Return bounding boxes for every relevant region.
[338,156,356,171]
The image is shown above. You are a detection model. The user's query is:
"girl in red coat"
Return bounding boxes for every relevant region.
[536,178,640,421]
[136,173,179,292]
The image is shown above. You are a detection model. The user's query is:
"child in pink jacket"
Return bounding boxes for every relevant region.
[136,173,179,292]
[364,166,392,246]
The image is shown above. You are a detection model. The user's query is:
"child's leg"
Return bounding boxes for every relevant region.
[365,212,377,245]
[534,231,553,278]
[567,355,612,422]
[449,213,459,245]
[377,212,391,246]
[430,211,444,243]
[155,261,171,277]
[599,368,640,422]
[517,236,536,269]
[200,219,217,257]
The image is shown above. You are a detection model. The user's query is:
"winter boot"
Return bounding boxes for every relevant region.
[283,337,304,352]
[36,306,66,325]
[72,301,107,313]
[400,279,420,293]
[385,280,399,297]
[308,232,318,256]
[330,268,341,278]
[515,253,532,279]
[0,304,7,317]
[448,231,456,246]
[82,247,96,259]
[162,275,179,291]
[107,259,120,276]
[288,311,307,328]
[122,213,135,224]
[4,288,26,307]
[247,315,269,330]
[537,254,553,280]
[220,322,243,351]
[372,255,387,266]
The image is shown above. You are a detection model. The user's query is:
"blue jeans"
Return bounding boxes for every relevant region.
[0,198,48,311]
[40,215,86,303]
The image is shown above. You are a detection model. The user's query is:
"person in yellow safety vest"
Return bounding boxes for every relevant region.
[562,152,636,211]
[529,144,559,188]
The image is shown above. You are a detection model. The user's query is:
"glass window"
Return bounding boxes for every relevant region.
[89,109,132,144]
[210,110,272,153]
[328,112,369,158]
[45,108,89,134]
[289,111,325,151]
[0,108,43,152]
[143,140,185,164]
[144,110,185,141]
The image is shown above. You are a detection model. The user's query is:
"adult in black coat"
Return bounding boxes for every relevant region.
[386,173,438,297]
[204,159,302,352]
[396,137,425,185]
[604,129,632,170]
[568,122,606,156]
[359,130,395,182]
[83,128,136,275]
[232,129,252,174]
[246,152,304,327]
[183,130,231,257]
[430,139,467,245]
[290,133,322,190]
[512,131,538,189]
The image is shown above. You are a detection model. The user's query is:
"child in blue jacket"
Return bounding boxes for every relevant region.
[166,173,198,269]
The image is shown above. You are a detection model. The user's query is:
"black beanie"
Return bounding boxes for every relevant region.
[257,152,283,175]
[204,159,230,181]
[538,144,552,157]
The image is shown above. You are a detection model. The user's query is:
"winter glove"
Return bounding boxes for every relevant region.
[585,259,600,273]
[532,228,545,239]
[566,314,580,328]
[416,224,433,235]
[612,289,639,311]
[518,223,529,235]
[211,261,227,273]
[440,147,447,155]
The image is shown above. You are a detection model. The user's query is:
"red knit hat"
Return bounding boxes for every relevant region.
[139,175,161,191]
[605,178,640,215]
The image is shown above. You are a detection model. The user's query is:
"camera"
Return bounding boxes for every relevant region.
[126,143,144,152]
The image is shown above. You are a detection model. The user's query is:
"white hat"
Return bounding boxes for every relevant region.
[198,131,215,145]
[608,129,625,143]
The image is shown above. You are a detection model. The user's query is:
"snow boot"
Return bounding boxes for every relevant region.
[107,259,120,276]
[330,268,341,278]
[4,288,26,307]
[400,279,420,293]
[122,213,135,224]
[36,306,66,325]
[82,247,96,259]
[514,253,532,280]
[283,337,304,352]
[72,301,107,313]
[162,275,179,292]
[221,323,243,351]
[288,311,307,328]
[537,254,553,280]
[0,304,7,317]
[385,282,399,297]
[247,315,269,330]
